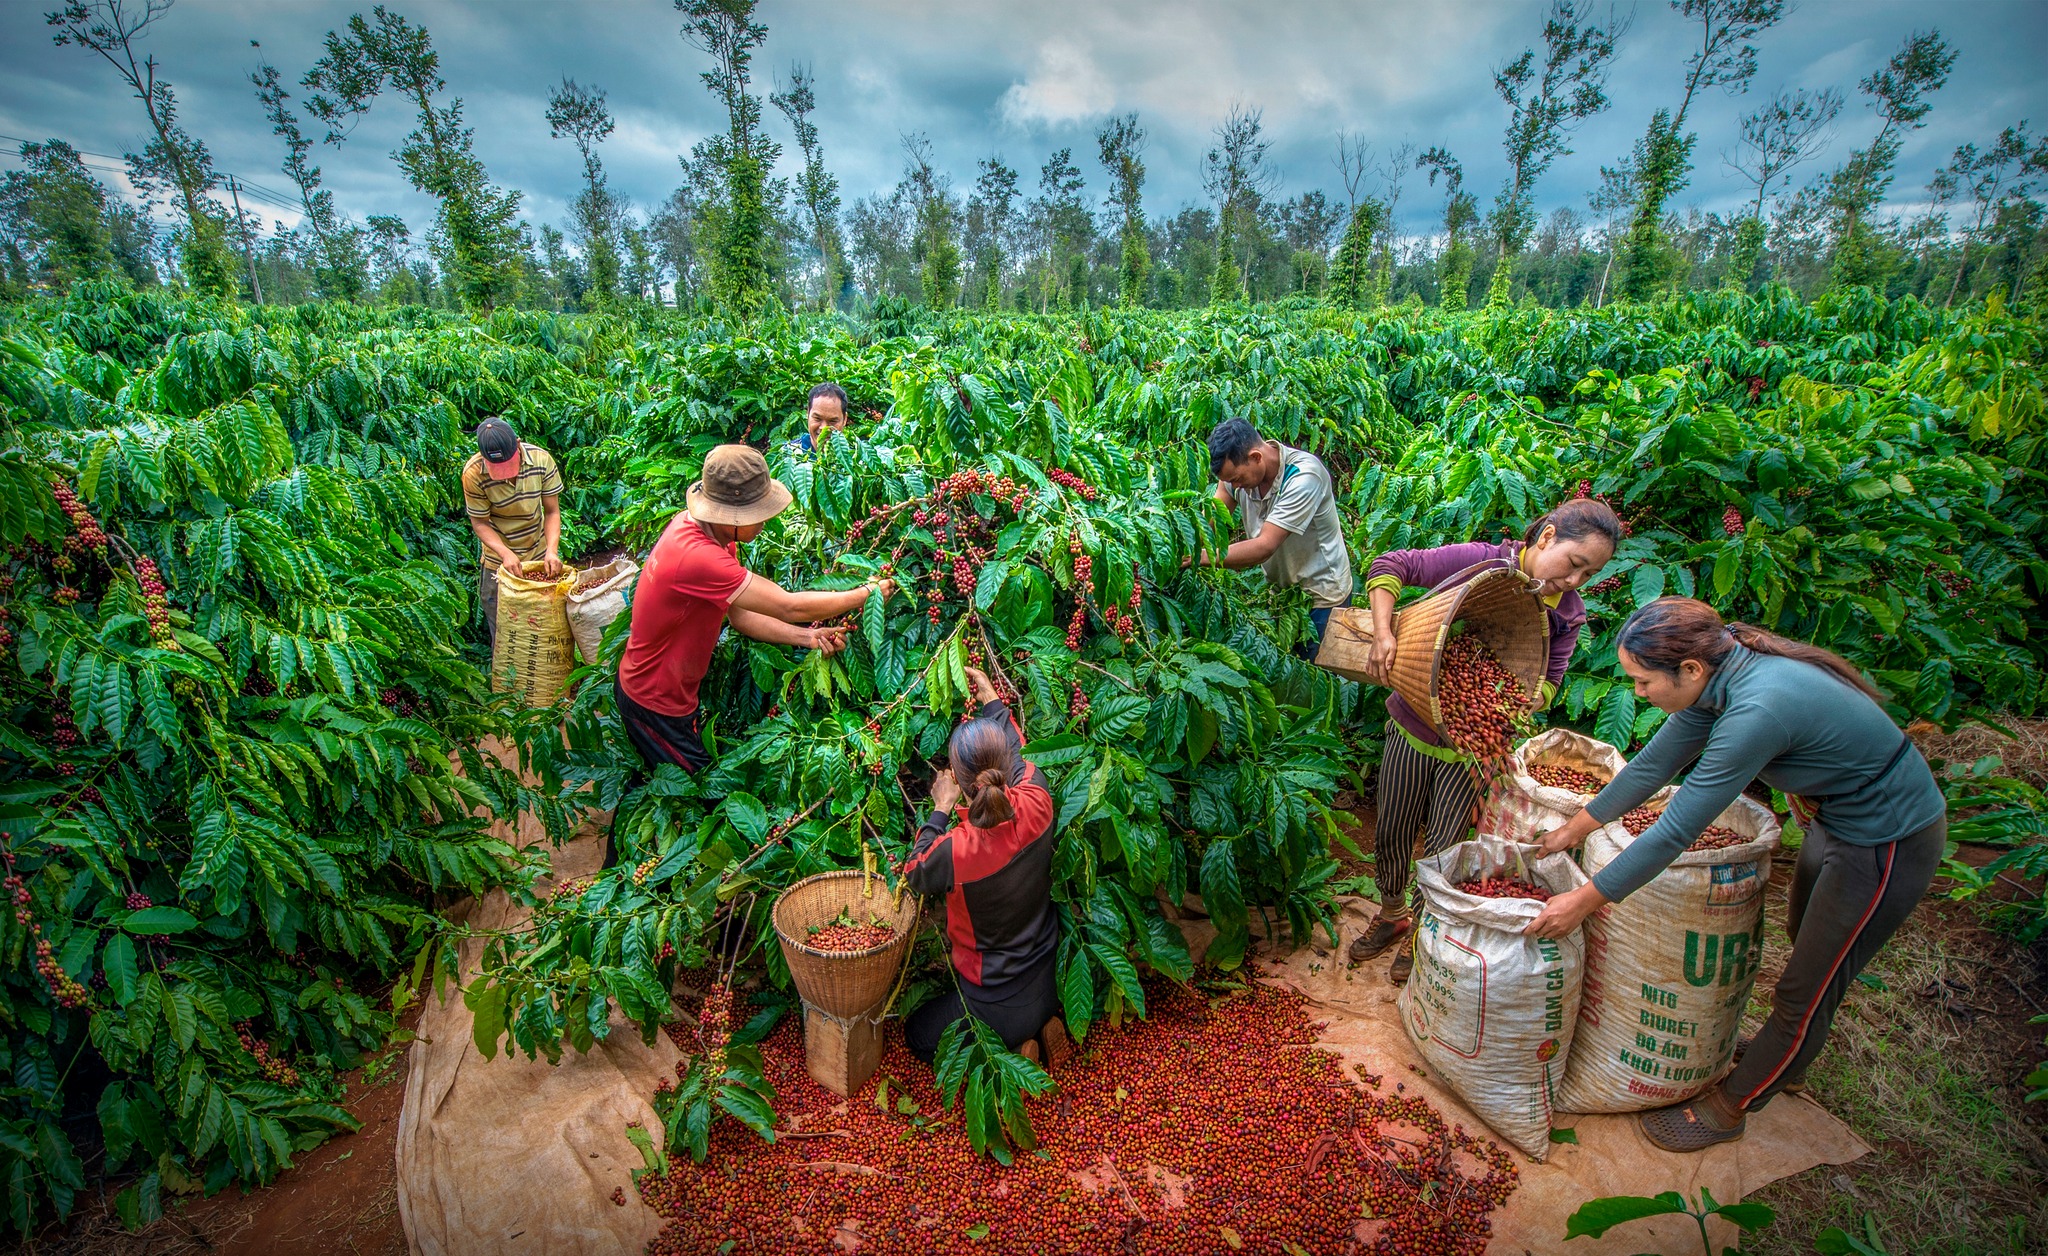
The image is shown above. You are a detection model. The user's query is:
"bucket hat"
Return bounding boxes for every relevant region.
[687,444,794,526]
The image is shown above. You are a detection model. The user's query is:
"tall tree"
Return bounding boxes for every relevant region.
[1619,0,1786,300]
[967,156,1019,308]
[1327,195,1385,310]
[1485,0,1625,305]
[1420,147,1479,310]
[1096,114,1149,307]
[1722,86,1842,288]
[305,6,525,311]
[1824,29,1957,289]
[0,140,118,290]
[1929,124,2042,305]
[47,0,239,299]
[1032,148,1087,311]
[1203,106,1277,303]
[675,0,781,311]
[251,56,366,302]
[545,76,621,305]
[771,64,843,309]
[1372,142,1416,305]
[900,134,959,308]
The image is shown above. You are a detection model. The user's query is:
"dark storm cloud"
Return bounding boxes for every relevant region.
[2,0,2043,241]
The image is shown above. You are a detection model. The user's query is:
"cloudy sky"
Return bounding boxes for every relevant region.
[4,0,2044,243]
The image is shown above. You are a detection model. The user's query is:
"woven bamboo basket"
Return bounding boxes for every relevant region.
[1315,562,1550,740]
[772,870,920,1019]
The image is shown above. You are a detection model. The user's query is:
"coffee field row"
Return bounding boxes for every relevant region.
[0,281,2042,1231]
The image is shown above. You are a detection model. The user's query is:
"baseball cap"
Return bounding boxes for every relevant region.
[476,418,521,481]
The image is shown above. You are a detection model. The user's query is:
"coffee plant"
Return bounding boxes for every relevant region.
[1,276,2042,1221]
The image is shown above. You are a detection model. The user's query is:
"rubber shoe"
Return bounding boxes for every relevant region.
[1388,936,1415,986]
[1347,916,1412,966]
[1731,1035,1808,1095]
[1640,1087,1747,1152]
[1020,1037,1042,1065]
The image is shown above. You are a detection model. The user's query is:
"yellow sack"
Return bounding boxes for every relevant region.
[491,562,577,706]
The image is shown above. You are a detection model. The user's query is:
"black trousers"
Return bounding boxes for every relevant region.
[615,682,713,774]
[1721,815,1944,1111]
[1371,727,1480,921]
[904,955,1062,1064]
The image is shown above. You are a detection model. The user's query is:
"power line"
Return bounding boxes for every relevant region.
[0,131,309,216]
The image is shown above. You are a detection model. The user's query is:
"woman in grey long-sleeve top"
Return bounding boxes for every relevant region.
[1526,597,1946,1152]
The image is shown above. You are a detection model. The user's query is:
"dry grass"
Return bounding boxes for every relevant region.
[1745,872,2048,1256]
[1911,717,2048,788]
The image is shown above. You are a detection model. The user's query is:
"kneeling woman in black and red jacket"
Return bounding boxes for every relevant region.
[900,667,1068,1065]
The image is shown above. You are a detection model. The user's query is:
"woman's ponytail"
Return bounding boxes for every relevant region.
[966,768,1014,828]
[1726,621,1884,702]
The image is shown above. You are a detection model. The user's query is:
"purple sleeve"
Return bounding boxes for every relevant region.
[1365,540,1506,593]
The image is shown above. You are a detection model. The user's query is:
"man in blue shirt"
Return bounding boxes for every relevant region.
[788,382,851,456]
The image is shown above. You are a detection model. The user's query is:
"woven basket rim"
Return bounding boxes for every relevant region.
[772,869,918,963]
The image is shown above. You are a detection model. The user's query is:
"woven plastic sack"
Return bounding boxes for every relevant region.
[1400,834,1589,1160]
[491,563,577,706]
[1481,729,1666,844]
[565,557,639,664]
[1555,794,1782,1115]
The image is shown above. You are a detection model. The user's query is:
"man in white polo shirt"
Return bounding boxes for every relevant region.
[1197,417,1354,656]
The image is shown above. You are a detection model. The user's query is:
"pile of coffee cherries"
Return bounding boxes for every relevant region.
[636,981,1518,1255]
[806,918,898,952]
[1456,875,1553,902]
[1437,635,1535,784]
[1529,763,1607,794]
[1618,807,1747,852]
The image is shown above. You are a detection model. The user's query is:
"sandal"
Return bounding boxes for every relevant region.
[1388,935,1415,986]
[1639,1087,1746,1152]
[1731,1035,1807,1095]
[1347,916,1412,966]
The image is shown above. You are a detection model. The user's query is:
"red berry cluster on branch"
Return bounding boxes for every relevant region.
[1437,635,1535,786]
[50,708,79,750]
[1067,680,1089,724]
[1529,763,1607,794]
[633,856,661,886]
[379,687,420,717]
[1046,468,1098,501]
[34,934,90,1008]
[1722,505,1745,538]
[126,891,152,911]
[236,1022,302,1087]
[1746,375,1766,403]
[1587,575,1625,596]
[134,556,176,648]
[698,982,734,1077]
[51,480,108,556]
[1457,875,1553,902]
[1066,534,1094,650]
[1573,479,1592,499]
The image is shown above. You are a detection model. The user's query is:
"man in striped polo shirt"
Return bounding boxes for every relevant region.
[462,417,564,644]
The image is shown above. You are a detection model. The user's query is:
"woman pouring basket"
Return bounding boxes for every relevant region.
[1344,499,1623,983]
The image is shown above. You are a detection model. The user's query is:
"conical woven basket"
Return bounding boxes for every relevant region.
[772,870,920,1019]
[1318,563,1550,740]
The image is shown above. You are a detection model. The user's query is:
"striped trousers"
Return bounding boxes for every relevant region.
[1371,728,1480,922]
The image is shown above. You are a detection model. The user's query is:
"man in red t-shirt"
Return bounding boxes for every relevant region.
[616,444,892,772]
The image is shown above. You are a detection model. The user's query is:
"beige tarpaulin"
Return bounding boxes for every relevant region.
[396,738,682,1256]
[1183,895,1871,1256]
